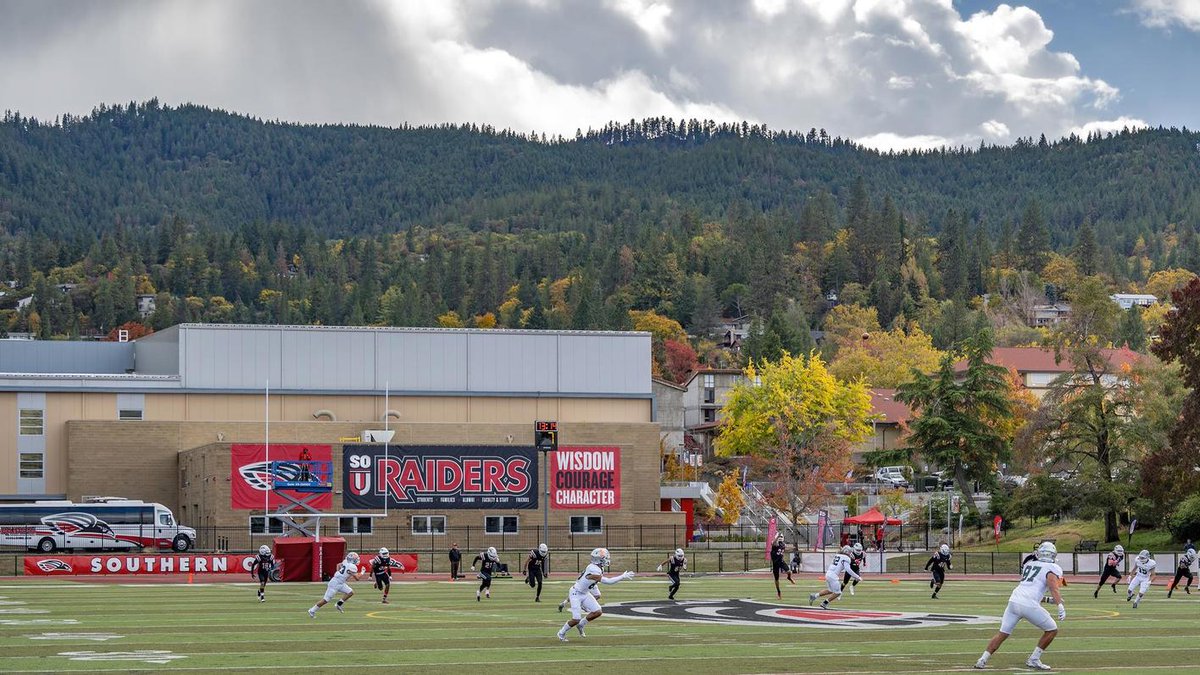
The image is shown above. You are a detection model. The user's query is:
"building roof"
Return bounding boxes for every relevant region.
[651,377,687,392]
[681,368,745,388]
[0,323,653,397]
[869,389,911,424]
[953,346,1141,375]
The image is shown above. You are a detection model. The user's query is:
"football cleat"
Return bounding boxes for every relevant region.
[1025,659,1051,671]
[557,632,569,642]
[382,598,389,604]
[307,608,316,618]
[558,601,565,613]
[808,593,817,606]
[974,658,988,669]
[336,603,344,613]
[849,586,855,596]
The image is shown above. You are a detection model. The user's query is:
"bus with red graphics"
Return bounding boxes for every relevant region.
[0,498,196,553]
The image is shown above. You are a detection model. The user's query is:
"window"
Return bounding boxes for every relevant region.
[702,408,716,423]
[249,516,285,534]
[158,512,174,526]
[19,453,43,479]
[484,516,518,534]
[570,515,603,534]
[703,374,716,403]
[18,409,43,436]
[339,517,374,534]
[412,515,447,535]
[118,409,143,421]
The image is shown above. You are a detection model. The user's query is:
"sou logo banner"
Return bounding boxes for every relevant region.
[342,445,538,509]
[551,446,620,509]
[230,444,331,510]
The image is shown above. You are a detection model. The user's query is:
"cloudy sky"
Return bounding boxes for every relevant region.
[1,0,1197,150]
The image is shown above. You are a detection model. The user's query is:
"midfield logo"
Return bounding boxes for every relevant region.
[602,599,998,629]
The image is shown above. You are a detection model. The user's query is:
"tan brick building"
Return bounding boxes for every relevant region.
[0,324,685,553]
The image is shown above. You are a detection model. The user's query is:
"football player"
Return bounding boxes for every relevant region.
[926,543,953,599]
[656,548,687,600]
[249,544,274,603]
[1126,549,1156,608]
[471,546,500,601]
[974,541,1065,671]
[556,548,634,642]
[770,532,794,599]
[308,551,360,618]
[1094,544,1125,598]
[524,543,549,602]
[370,547,405,604]
[843,542,866,596]
[809,545,862,609]
[1168,547,1197,598]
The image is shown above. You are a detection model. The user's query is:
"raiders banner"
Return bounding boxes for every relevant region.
[343,445,538,509]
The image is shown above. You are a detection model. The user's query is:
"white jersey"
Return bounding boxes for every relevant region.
[1009,560,1063,606]
[826,554,854,578]
[1132,558,1157,579]
[329,561,356,586]
[571,563,604,594]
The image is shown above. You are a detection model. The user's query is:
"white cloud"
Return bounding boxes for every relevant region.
[856,132,956,152]
[0,0,1132,149]
[981,119,1011,139]
[1131,0,1200,31]
[1067,116,1150,138]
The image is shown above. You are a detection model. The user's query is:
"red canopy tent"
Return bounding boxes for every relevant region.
[843,506,903,526]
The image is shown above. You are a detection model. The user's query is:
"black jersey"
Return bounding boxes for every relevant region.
[770,541,787,563]
[473,554,499,575]
[850,550,866,567]
[527,549,547,574]
[250,552,274,574]
[1105,551,1125,568]
[371,556,401,577]
[667,555,686,573]
[925,551,952,572]
[1179,552,1198,571]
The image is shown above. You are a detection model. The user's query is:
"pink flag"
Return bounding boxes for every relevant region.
[993,515,1003,543]
[765,517,777,560]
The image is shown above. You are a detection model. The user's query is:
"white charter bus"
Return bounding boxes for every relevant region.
[0,498,196,553]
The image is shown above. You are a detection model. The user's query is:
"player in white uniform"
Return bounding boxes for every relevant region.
[555,547,634,642]
[308,551,361,618]
[808,546,862,609]
[1126,549,1156,608]
[974,542,1065,671]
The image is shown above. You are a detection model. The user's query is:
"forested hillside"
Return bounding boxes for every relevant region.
[2,100,1199,376]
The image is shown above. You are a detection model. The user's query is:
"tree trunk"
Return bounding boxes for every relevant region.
[1104,509,1119,543]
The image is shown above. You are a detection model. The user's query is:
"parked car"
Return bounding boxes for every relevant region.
[874,466,910,490]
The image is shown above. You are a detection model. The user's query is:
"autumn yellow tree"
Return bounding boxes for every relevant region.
[829,325,944,388]
[715,468,745,525]
[718,352,873,538]
[1144,268,1197,301]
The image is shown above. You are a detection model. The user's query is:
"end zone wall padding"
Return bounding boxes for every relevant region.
[316,538,346,582]
[272,538,314,582]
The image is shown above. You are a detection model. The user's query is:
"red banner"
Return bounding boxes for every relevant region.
[993,515,1003,543]
[550,446,620,509]
[231,444,331,510]
[24,554,256,576]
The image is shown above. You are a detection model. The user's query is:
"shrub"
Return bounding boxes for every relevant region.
[1168,494,1200,543]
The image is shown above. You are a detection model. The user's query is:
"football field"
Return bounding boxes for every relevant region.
[0,574,1196,673]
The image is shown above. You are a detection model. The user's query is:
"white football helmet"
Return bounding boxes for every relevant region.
[776,532,785,541]
[674,548,685,558]
[538,543,548,555]
[1114,544,1124,556]
[852,542,863,554]
[1137,549,1150,563]
[1035,541,1057,563]
[346,551,360,565]
[486,546,498,560]
[939,543,950,556]
[379,547,389,557]
[590,547,611,567]
[841,545,853,556]
[258,545,270,556]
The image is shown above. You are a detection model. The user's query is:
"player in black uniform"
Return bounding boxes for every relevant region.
[370,547,405,604]
[250,544,275,602]
[925,543,952,599]
[1168,547,1196,598]
[1094,544,1125,598]
[770,533,794,599]
[524,543,549,602]
[472,546,500,601]
[657,548,687,600]
[843,542,866,595]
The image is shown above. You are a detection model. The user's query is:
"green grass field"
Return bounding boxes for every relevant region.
[0,572,1197,673]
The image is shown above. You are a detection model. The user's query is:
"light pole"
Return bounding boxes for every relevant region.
[535,421,558,555]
